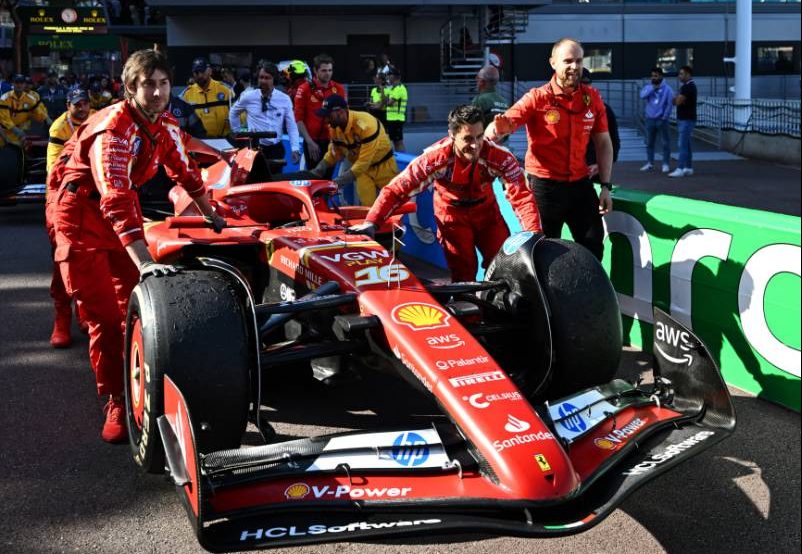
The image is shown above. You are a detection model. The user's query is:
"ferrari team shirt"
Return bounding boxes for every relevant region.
[494,76,608,182]
[293,78,346,141]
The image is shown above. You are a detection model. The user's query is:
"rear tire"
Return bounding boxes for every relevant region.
[0,144,24,199]
[124,270,251,474]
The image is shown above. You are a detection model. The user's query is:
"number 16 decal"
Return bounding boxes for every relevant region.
[354,264,410,287]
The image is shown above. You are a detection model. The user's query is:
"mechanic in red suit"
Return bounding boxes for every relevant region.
[49,49,225,443]
[351,104,541,282]
[293,53,346,169]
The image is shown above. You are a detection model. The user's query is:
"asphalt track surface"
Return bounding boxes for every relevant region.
[1,204,799,554]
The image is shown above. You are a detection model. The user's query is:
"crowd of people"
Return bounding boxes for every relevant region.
[2,37,701,444]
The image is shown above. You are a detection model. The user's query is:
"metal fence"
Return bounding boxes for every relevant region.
[696,98,801,138]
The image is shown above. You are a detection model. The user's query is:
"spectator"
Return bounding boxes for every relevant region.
[0,72,12,95]
[384,66,407,152]
[377,53,393,78]
[471,65,509,130]
[234,71,253,99]
[485,38,614,262]
[668,65,697,178]
[88,80,113,110]
[293,53,346,169]
[38,71,69,121]
[180,57,233,138]
[221,67,236,91]
[0,74,50,144]
[581,68,620,180]
[129,2,141,25]
[366,71,387,127]
[639,66,675,173]
[310,94,398,206]
[281,60,308,103]
[228,61,300,175]
[361,57,378,83]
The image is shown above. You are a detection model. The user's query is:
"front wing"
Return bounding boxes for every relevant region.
[159,308,735,552]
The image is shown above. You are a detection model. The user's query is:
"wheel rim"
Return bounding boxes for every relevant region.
[128,316,145,431]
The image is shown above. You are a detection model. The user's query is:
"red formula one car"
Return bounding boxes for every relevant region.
[125,139,736,552]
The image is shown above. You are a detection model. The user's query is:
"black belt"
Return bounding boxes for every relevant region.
[370,149,394,168]
[65,182,101,200]
[447,196,486,207]
[527,175,591,188]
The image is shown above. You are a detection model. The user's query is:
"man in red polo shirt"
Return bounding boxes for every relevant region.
[485,38,614,261]
[293,53,347,170]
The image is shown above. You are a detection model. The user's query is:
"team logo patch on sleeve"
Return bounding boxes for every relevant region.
[217,92,225,101]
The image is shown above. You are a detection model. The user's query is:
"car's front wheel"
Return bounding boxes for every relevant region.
[124,270,251,474]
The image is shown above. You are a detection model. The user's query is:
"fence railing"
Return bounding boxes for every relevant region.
[695,97,801,138]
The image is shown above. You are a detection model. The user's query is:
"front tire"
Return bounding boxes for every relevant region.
[124,270,250,473]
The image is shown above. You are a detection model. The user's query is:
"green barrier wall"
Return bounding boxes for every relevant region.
[492,183,801,411]
[600,189,800,411]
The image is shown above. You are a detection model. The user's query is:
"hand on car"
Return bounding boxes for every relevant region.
[310,160,329,178]
[346,222,376,238]
[139,261,179,281]
[205,213,227,233]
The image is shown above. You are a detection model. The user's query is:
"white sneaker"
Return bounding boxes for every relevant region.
[668,168,685,178]
[683,168,694,176]
[639,163,654,172]
[661,164,670,173]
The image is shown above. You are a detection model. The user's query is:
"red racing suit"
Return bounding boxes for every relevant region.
[366,137,541,282]
[50,101,205,397]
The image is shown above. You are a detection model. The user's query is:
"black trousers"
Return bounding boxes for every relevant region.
[303,139,333,178]
[529,176,605,261]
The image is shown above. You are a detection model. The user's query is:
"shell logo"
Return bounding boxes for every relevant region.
[545,109,560,125]
[392,303,451,331]
[284,482,311,500]
[593,437,617,451]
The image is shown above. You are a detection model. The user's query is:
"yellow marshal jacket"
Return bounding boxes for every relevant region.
[180,79,232,138]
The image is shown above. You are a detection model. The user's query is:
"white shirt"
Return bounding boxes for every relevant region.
[228,87,300,151]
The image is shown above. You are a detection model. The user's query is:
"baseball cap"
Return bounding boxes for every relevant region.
[12,74,26,83]
[315,94,348,117]
[191,57,209,73]
[67,88,89,105]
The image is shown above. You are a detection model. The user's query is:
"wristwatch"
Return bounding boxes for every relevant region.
[600,182,613,191]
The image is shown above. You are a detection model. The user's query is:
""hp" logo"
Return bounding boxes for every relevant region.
[557,402,587,433]
[391,432,429,467]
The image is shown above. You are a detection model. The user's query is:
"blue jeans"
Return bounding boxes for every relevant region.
[645,118,671,164]
[677,119,695,169]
